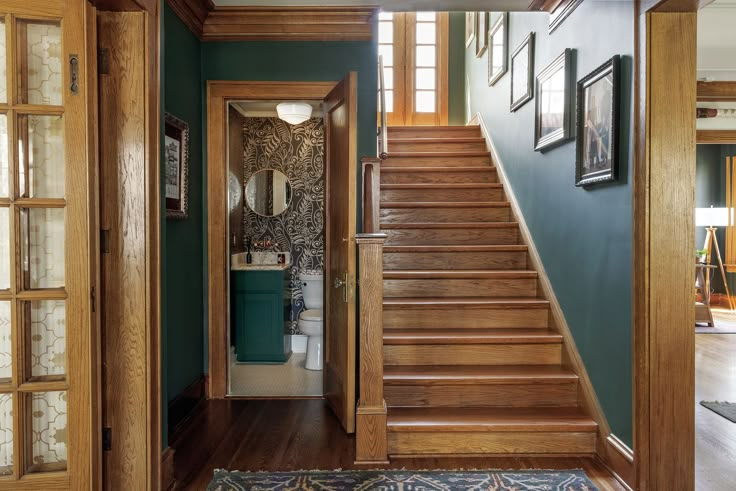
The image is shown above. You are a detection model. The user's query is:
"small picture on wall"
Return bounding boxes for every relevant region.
[510,32,535,112]
[575,55,621,186]
[466,12,476,48]
[475,12,489,57]
[165,113,190,219]
[488,13,508,86]
[534,48,574,152]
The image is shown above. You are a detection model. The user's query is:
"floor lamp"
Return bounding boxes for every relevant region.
[696,206,735,310]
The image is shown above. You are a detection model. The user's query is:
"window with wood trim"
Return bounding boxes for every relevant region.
[379,12,449,126]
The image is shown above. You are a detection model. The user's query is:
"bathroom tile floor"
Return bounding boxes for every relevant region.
[229,351,323,396]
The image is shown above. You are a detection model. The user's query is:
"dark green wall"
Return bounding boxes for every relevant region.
[163,3,205,417]
[448,12,466,125]
[466,4,634,446]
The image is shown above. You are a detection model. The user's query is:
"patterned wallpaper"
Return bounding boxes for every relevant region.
[242,117,325,335]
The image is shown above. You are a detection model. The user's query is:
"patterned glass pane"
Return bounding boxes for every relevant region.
[0,114,8,198]
[416,90,435,113]
[18,21,62,106]
[18,114,65,199]
[0,301,9,383]
[28,391,67,473]
[0,208,8,291]
[21,208,65,290]
[27,300,65,380]
[0,20,6,104]
[0,393,11,476]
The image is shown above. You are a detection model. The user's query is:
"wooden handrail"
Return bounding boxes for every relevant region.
[361,157,382,234]
[355,233,388,464]
[378,54,388,159]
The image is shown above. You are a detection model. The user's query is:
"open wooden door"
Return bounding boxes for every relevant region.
[323,72,358,433]
[0,0,95,488]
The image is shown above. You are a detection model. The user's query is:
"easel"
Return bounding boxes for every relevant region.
[703,226,735,310]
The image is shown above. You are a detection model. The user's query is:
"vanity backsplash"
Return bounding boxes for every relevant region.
[242,116,325,335]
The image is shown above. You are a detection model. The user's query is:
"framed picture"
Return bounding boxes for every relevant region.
[475,12,488,57]
[465,12,476,48]
[510,32,535,112]
[488,13,508,86]
[164,113,190,219]
[575,55,621,186]
[534,48,574,151]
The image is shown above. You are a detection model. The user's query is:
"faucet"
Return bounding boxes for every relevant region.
[253,238,279,251]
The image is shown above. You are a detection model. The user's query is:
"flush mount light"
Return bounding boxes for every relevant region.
[276,102,312,125]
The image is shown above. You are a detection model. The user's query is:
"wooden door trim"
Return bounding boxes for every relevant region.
[634,1,697,489]
[206,81,336,399]
[696,130,736,144]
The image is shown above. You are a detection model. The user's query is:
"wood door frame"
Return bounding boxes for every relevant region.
[206,81,338,399]
[633,0,698,489]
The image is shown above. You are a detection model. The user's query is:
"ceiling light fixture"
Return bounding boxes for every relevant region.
[276,102,312,125]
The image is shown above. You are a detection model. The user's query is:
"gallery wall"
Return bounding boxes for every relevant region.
[465,3,634,446]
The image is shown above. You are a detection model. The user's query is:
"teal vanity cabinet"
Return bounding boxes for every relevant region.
[231,269,291,363]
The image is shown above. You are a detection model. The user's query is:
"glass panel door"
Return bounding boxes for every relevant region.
[0,2,91,487]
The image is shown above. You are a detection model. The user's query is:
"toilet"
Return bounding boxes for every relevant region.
[297,273,323,371]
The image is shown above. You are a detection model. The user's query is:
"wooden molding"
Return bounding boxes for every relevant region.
[697,130,736,144]
[598,434,634,490]
[161,447,177,491]
[470,112,613,454]
[201,6,377,42]
[168,376,207,442]
[165,0,212,38]
[697,81,736,102]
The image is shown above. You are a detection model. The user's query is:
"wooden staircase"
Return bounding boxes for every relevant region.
[377,125,598,457]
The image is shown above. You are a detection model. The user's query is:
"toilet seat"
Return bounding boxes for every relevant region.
[300,309,322,322]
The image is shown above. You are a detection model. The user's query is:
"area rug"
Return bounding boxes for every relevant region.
[700,401,736,422]
[207,469,599,490]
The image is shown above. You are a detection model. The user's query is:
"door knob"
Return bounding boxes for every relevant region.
[334,277,345,288]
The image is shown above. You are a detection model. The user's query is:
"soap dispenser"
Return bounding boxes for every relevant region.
[246,238,252,264]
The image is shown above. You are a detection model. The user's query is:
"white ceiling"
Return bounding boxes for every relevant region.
[698,0,736,81]
[213,0,535,11]
[231,100,324,119]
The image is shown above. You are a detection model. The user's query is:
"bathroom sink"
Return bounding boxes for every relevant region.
[231,251,291,271]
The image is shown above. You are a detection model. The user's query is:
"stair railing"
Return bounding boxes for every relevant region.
[354,56,389,464]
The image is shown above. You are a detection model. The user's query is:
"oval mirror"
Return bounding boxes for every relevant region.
[245,169,292,217]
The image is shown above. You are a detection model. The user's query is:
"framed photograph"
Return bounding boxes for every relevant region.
[488,13,508,86]
[534,49,574,151]
[575,55,621,186]
[465,12,476,48]
[164,113,190,219]
[510,32,535,112]
[475,12,488,57]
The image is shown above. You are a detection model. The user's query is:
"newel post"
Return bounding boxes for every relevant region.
[355,233,388,464]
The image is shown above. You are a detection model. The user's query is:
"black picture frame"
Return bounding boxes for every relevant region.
[510,32,535,112]
[488,13,508,87]
[534,48,574,151]
[575,55,621,186]
[475,12,488,57]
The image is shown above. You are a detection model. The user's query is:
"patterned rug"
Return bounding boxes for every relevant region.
[206,469,600,490]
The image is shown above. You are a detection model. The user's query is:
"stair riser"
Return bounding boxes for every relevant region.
[381,207,510,223]
[384,307,548,329]
[381,188,505,202]
[384,383,578,408]
[382,156,491,167]
[384,344,560,365]
[388,128,481,139]
[384,251,527,270]
[389,141,488,153]
[384,227,519,246]
[383,278,538,298]
[382,170,498,184]
[387,432,597,455]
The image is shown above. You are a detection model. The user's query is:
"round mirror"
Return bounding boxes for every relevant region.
[245,169,292,217]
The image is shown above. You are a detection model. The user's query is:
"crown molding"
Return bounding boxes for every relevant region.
[165,0,214,38]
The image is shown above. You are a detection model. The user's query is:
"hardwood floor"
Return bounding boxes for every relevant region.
[170,399,625,490]
[695,330,736,490]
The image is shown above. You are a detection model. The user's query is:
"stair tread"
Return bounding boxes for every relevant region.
[382,166,496,173]
[384,365,578,385]
[387,137,486,144]
[381,183,503,189]
[381,201,510,208]
[384,245,527,252]
[387,407,598,432]
[386,151,490,157]
[383,328,562,344]
[381,222,518,229]
[388,125,480,131]
[384,270,537,279]
[384,297,548,307]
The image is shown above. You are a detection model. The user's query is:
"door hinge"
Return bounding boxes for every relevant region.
[101,229,111,254]
[91,286,96,314]
[98,48,110,75]
[102,427,112,451]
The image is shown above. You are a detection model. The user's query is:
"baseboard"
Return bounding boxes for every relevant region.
[168,375,206,443]
[470,112,613,454]
[597,434,634,490]
[161,446,177,491]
